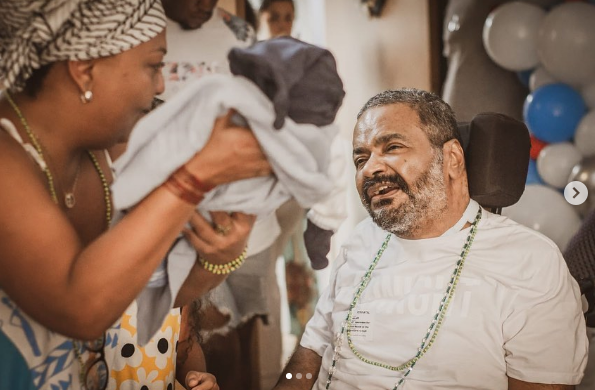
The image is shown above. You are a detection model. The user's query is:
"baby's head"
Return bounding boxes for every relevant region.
[228,36,345,129]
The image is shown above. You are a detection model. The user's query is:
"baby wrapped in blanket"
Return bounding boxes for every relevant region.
[111,36,345,344]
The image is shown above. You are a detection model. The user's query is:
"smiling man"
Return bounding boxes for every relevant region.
[273,89,588,390]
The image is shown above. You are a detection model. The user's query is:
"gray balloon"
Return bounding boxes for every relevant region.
[569,156,595,217]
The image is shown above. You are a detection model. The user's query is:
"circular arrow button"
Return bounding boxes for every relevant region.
[564,181,588,206]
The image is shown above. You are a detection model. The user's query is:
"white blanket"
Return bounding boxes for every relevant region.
[111,74,337,345]
[112,73,337,214]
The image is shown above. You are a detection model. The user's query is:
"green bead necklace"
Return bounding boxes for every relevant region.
[325,207,482,390]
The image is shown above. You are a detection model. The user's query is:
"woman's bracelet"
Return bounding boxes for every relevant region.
[175,165,215,193]
[199,247,248,275]
[164,165,214,205]
[164,174,203,205]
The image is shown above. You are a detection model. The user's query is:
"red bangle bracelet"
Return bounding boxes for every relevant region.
[164,175,204,205]
[176,165,215,193]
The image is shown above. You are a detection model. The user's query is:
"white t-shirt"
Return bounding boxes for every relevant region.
[301,201,588,389]
[162,8,255,101]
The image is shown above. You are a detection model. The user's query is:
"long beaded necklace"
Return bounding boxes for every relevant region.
[4,91,112,386]
[4,91,111,226]
[326,207,482,390]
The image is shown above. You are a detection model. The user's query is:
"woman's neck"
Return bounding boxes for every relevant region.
[1,91,87,185]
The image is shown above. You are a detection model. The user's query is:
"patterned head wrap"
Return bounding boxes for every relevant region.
[0,0,166,92]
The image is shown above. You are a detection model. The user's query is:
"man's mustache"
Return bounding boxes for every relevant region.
[362,174,411,205]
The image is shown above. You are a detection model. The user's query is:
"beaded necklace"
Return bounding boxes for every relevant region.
[5,91,112,226]
[326,207,482,390]
[5,91,112,386]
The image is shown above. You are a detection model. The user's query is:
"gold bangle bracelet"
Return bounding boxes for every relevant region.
[199,247,248,275]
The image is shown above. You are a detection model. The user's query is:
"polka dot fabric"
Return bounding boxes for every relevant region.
[105,301,181,390]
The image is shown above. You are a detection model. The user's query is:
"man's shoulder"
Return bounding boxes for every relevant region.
[478,210,567,277]
[481,210,560,252]
[216,7,255,45]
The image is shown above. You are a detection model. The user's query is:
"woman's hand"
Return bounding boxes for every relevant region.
[183,210,255,266]
[186,109,272,188]
[185,371,219,390]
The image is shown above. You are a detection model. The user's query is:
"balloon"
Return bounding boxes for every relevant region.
[529,66,557,91]
[503,185,581,250]
[582,81,595,109]
[522,0,563,8]
[537,142,583,188]
[517,69,533,88]
[483,2,545,71]
[537,2,595,86]
[527,159,544,184]
[568,156,595,217]
[574,111,595,157]
[530,135,548,160]
[523,83,587,143]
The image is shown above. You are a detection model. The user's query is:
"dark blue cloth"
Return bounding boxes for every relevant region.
[228,36,345,129]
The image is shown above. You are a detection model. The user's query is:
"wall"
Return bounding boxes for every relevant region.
[218,0,237,14]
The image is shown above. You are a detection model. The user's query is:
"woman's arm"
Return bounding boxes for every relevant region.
[0,112,270,340]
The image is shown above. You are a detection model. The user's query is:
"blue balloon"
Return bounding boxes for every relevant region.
[523,83,587,143]
[517,69,533,88]
[526,159,544,185]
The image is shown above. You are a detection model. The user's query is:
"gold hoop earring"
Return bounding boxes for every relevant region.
[80,90,93,104]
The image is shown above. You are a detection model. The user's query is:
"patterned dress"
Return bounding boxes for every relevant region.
[106,302,181,390]
[0,292,181,390]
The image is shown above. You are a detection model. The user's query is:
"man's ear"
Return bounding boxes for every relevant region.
[66,60,95,94]
[443,139,466,179]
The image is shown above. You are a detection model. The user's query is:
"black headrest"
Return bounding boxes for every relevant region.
[459,113,531,209]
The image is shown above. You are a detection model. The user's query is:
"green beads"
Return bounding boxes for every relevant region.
[326,207,482,389]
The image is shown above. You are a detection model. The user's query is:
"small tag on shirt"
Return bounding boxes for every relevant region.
[350,310,374,341]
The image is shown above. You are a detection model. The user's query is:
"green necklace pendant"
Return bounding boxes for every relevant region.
[325,207,482,390]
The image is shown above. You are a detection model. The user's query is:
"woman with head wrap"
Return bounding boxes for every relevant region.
[0,0,270,389]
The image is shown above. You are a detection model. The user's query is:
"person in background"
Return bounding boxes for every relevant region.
[258,0,295,39]
[0,1,271,390]
[254,0,350,382]
[161,0,255,101]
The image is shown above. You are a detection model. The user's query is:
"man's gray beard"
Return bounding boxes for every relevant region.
[364,152,448,237]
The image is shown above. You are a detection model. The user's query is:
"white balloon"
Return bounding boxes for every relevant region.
[582,81,595,110]
[529,66,557,91]
[503,184,581,251]
[537,3,595,86]
[537,142,583,188]
[483,2,545,71]
[575,111,595,157]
